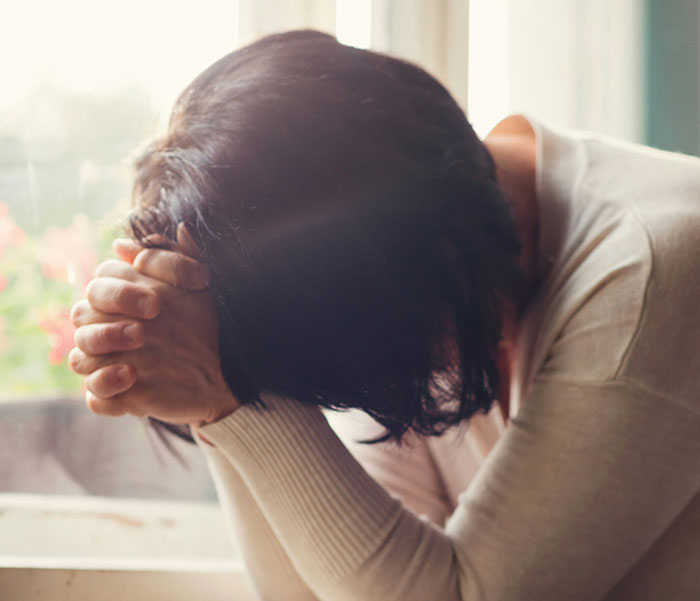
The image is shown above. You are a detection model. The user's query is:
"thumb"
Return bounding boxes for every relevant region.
[113,233,171,264]
[175,222,203,260]
[113,238,142,264]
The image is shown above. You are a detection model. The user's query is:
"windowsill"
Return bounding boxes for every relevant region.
[0,493,255,600]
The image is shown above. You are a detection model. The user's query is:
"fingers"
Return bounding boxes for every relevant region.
[85,277,160,319]
[176,223,202,260]
[69,349,137,413]
[73,321,145,355]
[113,239,142,264]
[85,364,136,399]
[85,391,129,417]
[133,248,208,290]
[68,346,125,375]
[70,299,127,328]
[113,234,167,264]
[94,259,140,281]
[112,225,204,289]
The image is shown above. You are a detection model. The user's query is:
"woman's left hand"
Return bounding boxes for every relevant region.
[68,230,240,426]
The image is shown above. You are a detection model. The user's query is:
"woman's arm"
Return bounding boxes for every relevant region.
[197,404,494,599]
[194,410,479,600]
[198,380,700,601]
[69,241,483,599]
[194,430,321,601]
[70,246,700,600]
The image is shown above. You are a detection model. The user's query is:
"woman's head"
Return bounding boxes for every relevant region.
[131,30,522,442]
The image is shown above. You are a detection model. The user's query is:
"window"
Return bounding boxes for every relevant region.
[2,1,245,597]
[0,0,471,502]
[1,2,469,597]
[7,1,671,597]
[1,0,241,500]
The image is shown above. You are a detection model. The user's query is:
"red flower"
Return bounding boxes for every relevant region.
[39,310,76,366]
[0,203,27,256]
[38,214,97,292]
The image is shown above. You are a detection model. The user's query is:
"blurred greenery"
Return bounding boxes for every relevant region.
[0,83,157,234]
[0,83,158,398]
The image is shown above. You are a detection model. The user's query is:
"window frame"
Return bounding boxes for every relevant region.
[0,493,253,600]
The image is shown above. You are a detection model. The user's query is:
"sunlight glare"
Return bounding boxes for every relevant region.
[335,0,372,49]
[467,0,509,138]
[1,0,239,116]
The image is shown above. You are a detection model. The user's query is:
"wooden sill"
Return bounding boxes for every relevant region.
[0,494,255,600]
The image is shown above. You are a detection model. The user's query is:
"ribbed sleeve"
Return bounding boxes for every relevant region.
[200,394,402,576]
[198,381,700,601]
[196,118,700,600]
[198,393,462,601]
[195,431,320,600]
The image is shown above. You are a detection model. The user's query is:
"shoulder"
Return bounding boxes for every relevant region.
[533,198,700,412]
[514,123,700,409]
[534,209,652,384]
[615,204,700,407]
[484,115,537,162]
[582,133,700,195]
[487,114,536,140]
[578,135,700,406]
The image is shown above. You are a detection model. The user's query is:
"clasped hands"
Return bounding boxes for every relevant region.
[68,224,240,427]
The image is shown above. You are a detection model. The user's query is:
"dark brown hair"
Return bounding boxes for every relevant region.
[131,30,522,442]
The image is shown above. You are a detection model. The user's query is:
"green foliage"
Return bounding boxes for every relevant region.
[0,84,157,399]
[0,209,123,398]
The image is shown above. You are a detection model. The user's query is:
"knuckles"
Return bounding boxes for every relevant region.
[85,395,103,415]
[84,259,200,320]
[112,282,135,309]
[85,393,127,417]
[72,243,218,424]
[90,324,110,350]
[84,278,111,310]
[73,322,119,354]
[84,278,100,303]
[132,248,156,273]
[133,247,207,290]
[94,259,123,278]
[69,299,88,326]
[67,346,84,373]
[85,364,138,406]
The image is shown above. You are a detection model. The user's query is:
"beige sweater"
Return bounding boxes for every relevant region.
[197,117,700,601]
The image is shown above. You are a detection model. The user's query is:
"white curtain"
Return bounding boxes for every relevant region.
[238,0,336,41]
[507,0,644,142]
[237,0,471,113]
[234,0,646,144]
[371,0,470,112]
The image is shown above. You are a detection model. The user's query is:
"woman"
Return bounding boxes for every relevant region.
[68,30,700,600]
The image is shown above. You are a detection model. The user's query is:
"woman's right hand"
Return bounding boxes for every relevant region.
[67,227,240,424]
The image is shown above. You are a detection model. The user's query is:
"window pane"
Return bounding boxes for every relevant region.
[1,0,238,501]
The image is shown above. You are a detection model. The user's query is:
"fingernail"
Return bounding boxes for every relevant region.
[123,323,140,343]
[115,365,130,382]
[137,296,156,318]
